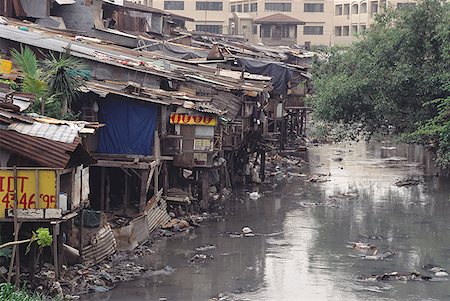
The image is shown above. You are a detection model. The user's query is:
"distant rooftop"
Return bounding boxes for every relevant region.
[253,13,305,25]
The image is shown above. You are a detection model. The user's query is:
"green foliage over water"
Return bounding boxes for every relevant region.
[310,0,450,168]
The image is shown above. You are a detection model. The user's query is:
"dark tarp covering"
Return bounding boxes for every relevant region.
[236,57,292,95]
[144,42,209,60]
[97,96,158,155]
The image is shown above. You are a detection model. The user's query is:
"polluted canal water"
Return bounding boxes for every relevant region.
[81,141,450,301]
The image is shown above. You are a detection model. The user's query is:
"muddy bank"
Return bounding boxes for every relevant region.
[81,141,450,301]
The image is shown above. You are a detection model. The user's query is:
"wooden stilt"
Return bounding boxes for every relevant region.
[163,162,169,196]
[201,169,209,210]
[100,167,105,212]
[78,209,84,259]
[123,171,129,216]
[9,166,20,286]
[105,170,110,212]
[260,149,266,182]
[52,223,59,280]
[140,170,150,211]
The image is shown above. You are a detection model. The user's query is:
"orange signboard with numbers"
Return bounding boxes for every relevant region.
[0,170,57,218]
[170,113,217,126]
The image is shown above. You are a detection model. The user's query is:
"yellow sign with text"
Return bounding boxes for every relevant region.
[170,113,217,126]
[0,170,57,218]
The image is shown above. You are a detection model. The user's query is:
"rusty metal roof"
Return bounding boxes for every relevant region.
[0,129,85,168]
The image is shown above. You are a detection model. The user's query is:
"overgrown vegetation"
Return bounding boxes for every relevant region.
[10,46,90,119]
[310,0,450,168]
[0,283,46,301]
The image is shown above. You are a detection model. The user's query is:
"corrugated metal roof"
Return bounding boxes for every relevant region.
[0,129,80,168]
[8,121,80,143]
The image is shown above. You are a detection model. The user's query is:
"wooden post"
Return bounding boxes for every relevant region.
[123,171,129,216]
[161,106,167,136]
[140,170,150,211]
[273,99,278,135]
[56,171,61,210]
[78,209,84,259]
[105,170,111,212]
[100,167,105,212]
[201,169,209,210]
[9,166,20,286]
[260,149,266,182]
[229,152,236,187]
[163,162,169,196]
[154,165,159,195]
[52,223,59,280]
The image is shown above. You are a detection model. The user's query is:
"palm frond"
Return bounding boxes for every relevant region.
[11,46,39,77]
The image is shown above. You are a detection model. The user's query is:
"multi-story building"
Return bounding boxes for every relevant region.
[149,0,417,46]
[230,0,334,46]
[333,0,415,45]
[153,0,231,34]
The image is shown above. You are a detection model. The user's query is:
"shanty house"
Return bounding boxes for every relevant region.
[0,90,97,280]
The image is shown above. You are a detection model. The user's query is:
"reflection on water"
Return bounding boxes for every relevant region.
[82,141,450,301]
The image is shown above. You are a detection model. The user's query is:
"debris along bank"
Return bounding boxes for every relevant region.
[0,1,315,298]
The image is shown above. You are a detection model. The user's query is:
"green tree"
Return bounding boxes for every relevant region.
[42,52,90,118]
[10,46,47,114]
[310,0,450,167]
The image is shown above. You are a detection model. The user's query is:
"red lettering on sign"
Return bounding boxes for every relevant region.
[4,176,29,193]
[203,116,213,124]
[1,193,14,209]
[170,114,176,124]
[193,116,203,124]
[181,115,192,123]
[40,194,56,209]
[0,176,4,192]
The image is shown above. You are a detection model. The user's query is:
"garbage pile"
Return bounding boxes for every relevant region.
[31,254,147,299]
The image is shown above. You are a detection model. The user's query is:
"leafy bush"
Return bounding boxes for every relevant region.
[0,283,45,301]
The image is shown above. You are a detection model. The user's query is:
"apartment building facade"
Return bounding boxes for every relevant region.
[333,0,415,45]
[153,0,231,34]
[230,0,334,46]
[149,0,417,46]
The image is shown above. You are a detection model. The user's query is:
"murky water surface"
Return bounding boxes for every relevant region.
[82,142,450,301]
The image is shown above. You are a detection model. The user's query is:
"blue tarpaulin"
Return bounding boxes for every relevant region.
[97,97,158,155]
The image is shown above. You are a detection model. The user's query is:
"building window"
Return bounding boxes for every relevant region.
[303,25,323,35]
[237,4,242,11]
[261,25,271,37]
[196,1,223,11]
[370,1,378,14]
[196,24,223,33]
[360,24,366,33]
[351,4,358,14]
[335,4,342,15]
[231,4,235,12]
[304,3,324,12]
[244,4,249,12]
[250,3,258,11]
[265,2,292,12]
[164,1,184,10]
[343,25,349,36]
[335,26,342,36]
[252,24,258,34]
[360,2,367,13]
[351,25,358,35]
[344,4,350,15]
